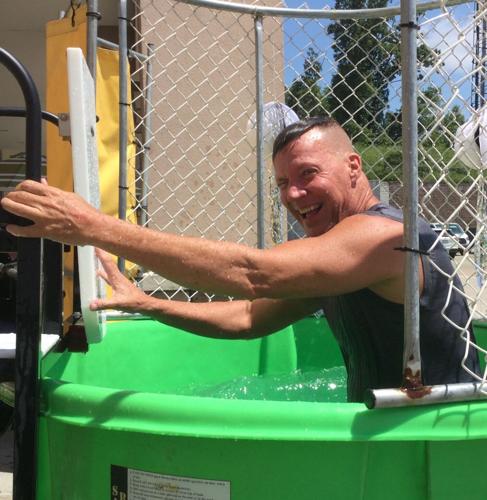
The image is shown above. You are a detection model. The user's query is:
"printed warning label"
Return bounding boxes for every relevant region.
[111,465,231,500]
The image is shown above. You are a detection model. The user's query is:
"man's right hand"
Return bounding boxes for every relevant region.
[0,180,101,245]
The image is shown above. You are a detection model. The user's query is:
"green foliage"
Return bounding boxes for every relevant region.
[282,8,467,185]
[285,48,328,119]
[327,0,400,139]
[326,0,439,140]
[356,140,473,185]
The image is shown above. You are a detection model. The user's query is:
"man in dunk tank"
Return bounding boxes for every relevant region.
[1,116,480,402]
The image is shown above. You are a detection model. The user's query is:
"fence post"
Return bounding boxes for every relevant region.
[255,15,266,250]
[86,0,99,81]
[118,0,129,272]
[400,0,422,388]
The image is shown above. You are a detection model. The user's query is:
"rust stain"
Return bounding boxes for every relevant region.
[400,368,432,399]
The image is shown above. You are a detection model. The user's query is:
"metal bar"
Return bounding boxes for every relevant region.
[473,2,487,290]
[399,0,422,395]
[482,5,487,107]
[254,15,268,376]
[140,43,154,229]
[118,0,129,273]
[97,37,148,61]
[473,1,480,110]
[0,107,59,126]
[86,0,99,81]
[42,240,63,336]
[365,382,487,409]
[0,47,43,500]
[255,15,265,250]
[179,0,468,19]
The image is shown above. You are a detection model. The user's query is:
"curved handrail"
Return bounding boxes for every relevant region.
[178,0,467,19]
[0,107,59,126]
[0,50,42,181]
[0,46,42,500]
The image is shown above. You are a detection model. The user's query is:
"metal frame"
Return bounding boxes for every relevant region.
[398,0,422,400]
[180,0,468,18]
[118,0,129,272]
[0,47,43,500]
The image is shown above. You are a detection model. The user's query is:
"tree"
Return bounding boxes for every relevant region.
[326,0,438,142]
[327,0,400,140]
[285,48,328,119]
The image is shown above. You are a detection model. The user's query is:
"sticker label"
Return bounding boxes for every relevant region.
[111,465,231,500]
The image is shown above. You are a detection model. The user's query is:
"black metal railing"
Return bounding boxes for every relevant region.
[0,46,59,500]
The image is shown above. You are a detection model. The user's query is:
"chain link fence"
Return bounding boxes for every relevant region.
[122,0,486,379]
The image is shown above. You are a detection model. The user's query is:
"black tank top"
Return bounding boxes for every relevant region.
[322,203,481,402]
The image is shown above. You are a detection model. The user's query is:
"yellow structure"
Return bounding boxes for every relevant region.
[46,5,136,330]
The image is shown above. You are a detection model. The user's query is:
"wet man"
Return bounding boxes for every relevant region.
[1,117,479,401]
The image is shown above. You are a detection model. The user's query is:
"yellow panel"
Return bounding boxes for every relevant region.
[46,6,138,331]
[46,5,87,332]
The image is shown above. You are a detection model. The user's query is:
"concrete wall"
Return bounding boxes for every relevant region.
[0,0,118,158]
[138,0,285,246]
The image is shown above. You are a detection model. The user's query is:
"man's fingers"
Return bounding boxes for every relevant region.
[16,180,48,195]
[95,248,129,288]
[96,268,109,283]
[1,191,39,218]
[95,248,112,262]
[90,296,131,312]
[5,188,43,205]
[96,248,121,275]
[90,298,114,311]
[4,224,34,238]
[2,199,39,226]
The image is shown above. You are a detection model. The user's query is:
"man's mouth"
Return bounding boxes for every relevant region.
[298,204,322,219]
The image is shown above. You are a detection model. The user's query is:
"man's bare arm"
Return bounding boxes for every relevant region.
[2,181,407,301]
[92,250,322,338]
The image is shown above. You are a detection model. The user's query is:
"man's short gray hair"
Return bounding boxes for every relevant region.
[272,116,340,160]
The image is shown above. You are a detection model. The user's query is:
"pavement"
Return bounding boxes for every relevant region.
[0,430,12,500]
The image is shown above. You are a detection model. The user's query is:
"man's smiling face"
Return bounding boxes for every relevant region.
[273,126,359,237]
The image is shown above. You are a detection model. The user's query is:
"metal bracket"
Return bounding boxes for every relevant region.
[58,112,71,140]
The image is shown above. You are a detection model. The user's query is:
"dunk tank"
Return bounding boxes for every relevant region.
[3,0,487,499]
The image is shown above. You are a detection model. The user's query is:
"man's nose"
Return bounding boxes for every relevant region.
[286,185,306,199]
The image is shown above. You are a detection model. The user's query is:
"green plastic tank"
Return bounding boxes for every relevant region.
[37,317,487,500]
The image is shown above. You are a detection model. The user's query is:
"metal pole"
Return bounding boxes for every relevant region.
[0,108,59,126]
[365,382,487,409]
[255,15,265,250]
[179,0,467,20]
[97,37,148,61]
[253,16,269,376]
[86,0,99,81]
[481,4,487,108]
[400,0,422,390]
[118,0,128,272]
[474,1,487,290]
[0,47,43,500]
[140,43,154,229]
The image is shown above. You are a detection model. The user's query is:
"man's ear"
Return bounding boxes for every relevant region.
[348,152,362,186]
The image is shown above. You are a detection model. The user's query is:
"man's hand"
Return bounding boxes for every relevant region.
[0,180,99,245]
[90,248,149,313]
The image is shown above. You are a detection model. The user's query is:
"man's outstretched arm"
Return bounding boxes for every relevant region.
[92,249,322,339]
[1,180,408,301]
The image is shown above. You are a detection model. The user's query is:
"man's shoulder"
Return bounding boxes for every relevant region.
[335,210,404,236]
